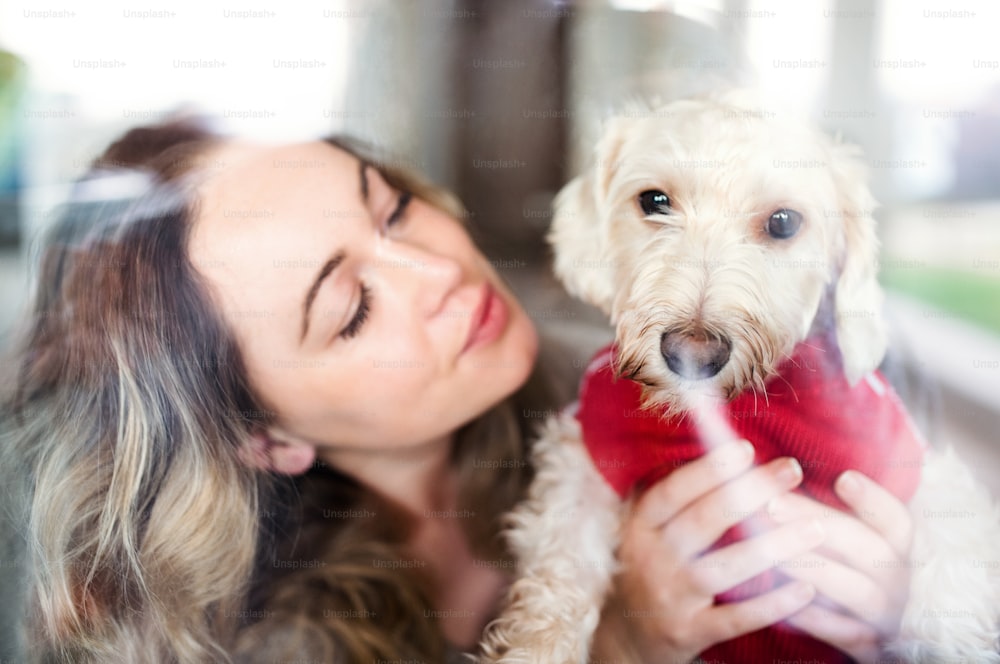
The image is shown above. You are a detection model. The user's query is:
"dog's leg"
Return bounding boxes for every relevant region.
[886,448,1000,662]
[478,414,622,663]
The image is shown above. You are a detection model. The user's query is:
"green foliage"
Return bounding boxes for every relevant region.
[883,265,1000,335]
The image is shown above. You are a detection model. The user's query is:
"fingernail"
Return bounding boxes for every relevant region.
[777,458,803,486]
[733,439,754,463]
[837,470,862,498]
[718,439,754,466]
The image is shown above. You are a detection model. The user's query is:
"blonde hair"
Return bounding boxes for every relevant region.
[1,121,564,662]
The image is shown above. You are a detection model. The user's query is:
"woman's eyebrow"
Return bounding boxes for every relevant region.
[301,250,346,342]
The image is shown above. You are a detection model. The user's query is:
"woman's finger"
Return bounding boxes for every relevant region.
[777,552,895,631]
[785,604,882,663]
[631,439,755,528]
[687,519,826,596]
[663,457,804,560]
[767,492,900,580]
[835,470,914,558]
[698,580,816,646]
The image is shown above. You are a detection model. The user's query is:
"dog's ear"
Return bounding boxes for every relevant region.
[549,117,630,315]
[829,141,887,384]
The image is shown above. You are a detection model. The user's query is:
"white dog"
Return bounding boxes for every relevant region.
[479,94,1000,663]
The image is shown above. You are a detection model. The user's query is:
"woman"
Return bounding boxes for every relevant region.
[1,120,912,663]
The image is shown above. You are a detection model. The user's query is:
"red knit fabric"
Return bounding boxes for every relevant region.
[576,337,926,663]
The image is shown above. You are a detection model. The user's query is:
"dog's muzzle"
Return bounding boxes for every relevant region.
[660,328,732,380]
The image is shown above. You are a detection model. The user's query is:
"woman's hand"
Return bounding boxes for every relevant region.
[602,440,827,664]
[765,470,915,663]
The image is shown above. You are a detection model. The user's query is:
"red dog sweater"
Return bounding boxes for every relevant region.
[576,336,926,663]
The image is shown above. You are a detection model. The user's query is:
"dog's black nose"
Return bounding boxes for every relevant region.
[661,329,731,379]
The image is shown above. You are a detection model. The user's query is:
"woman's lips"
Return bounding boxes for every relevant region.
[462,282,509,354]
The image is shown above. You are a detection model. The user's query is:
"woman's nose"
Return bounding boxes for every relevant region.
[376,240,463,316]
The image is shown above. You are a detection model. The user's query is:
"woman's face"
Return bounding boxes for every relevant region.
[188,141,538,457]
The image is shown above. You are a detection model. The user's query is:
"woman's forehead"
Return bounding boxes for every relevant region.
[192,141,361,234]
[198,139,357,199]
[188,140,363,285]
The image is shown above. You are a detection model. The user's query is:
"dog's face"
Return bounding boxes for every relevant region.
[551,95,886,412]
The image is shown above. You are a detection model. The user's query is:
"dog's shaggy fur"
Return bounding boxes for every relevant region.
[479,93,1000,662]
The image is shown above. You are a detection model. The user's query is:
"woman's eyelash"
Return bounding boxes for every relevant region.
[340,283,371,340]
[386,191,412,227]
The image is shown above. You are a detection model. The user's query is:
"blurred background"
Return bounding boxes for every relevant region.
[1,0,999,647]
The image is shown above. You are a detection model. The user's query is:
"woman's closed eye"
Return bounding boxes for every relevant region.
[385,190,412,230]
[339,283,371,340]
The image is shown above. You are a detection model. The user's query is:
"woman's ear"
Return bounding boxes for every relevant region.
[549,116,631,315]
[240,429,317,475]
[829,141,888,384]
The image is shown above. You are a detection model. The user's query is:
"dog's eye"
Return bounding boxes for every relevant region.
[638,190,671,216]
[766,209,803,239]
